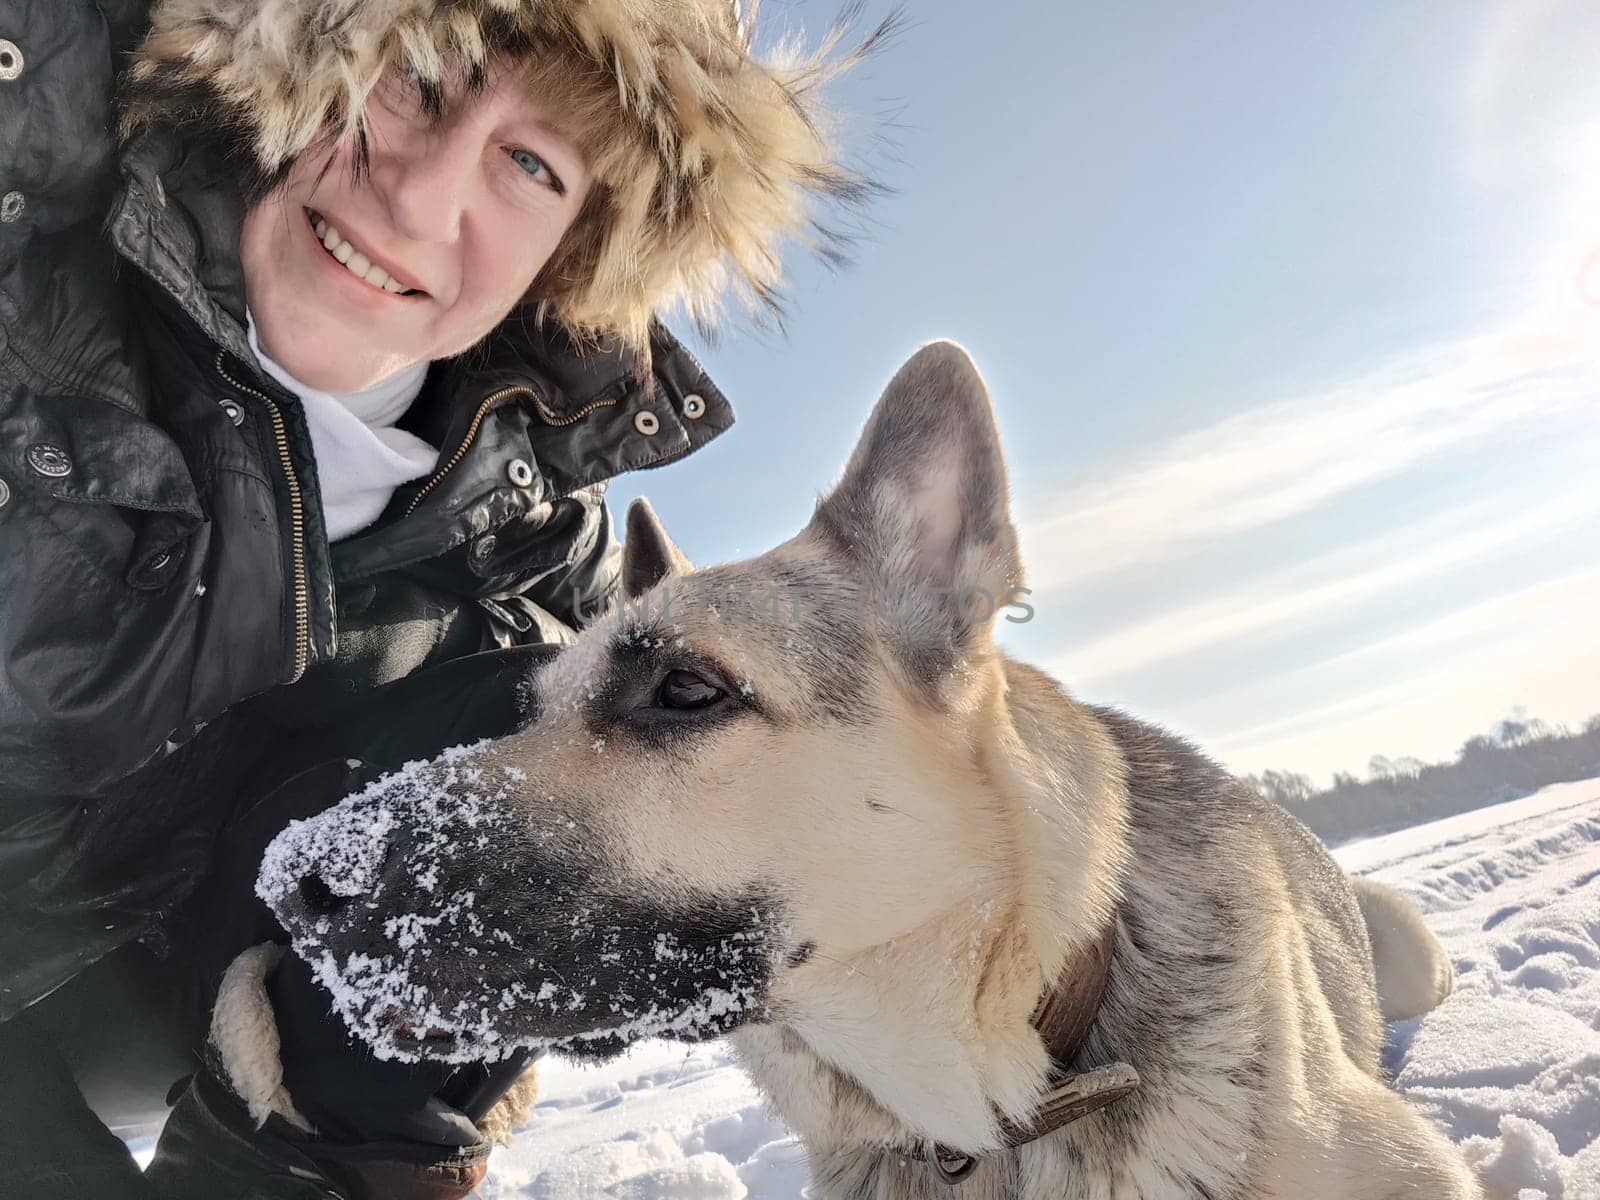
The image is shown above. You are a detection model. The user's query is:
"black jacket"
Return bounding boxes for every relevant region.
[0,0,733,1020]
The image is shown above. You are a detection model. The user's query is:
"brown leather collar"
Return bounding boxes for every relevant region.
[1032,918,1117,1069]
[925,919,1139,1184]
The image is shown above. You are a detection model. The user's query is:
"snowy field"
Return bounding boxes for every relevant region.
[483,777,1600,1199]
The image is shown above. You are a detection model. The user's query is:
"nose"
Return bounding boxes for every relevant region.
[265,812,398,930]
[371,125,477,245]
[297,870,348,915]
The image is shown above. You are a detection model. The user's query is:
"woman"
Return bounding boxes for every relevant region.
[0,1,873,1195]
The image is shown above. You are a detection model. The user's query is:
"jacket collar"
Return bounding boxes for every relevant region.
[107,127,254,365]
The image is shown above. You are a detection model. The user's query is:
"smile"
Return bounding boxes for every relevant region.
[305,208,425,298]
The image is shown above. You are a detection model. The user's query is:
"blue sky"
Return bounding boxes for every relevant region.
[606,0,1600,783]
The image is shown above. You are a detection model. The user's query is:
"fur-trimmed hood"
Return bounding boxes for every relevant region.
[121,0,884,344]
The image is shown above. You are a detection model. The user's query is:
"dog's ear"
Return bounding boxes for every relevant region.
[810,341,1021,680]
[622,497,694,598]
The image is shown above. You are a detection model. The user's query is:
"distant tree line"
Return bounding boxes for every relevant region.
[1241,710,1600,845]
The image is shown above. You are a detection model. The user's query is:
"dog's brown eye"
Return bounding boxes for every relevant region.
[658,669,724,710]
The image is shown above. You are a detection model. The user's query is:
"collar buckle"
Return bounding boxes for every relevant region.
[923,920,1139,1186]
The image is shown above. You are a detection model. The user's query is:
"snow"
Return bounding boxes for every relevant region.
[480,1042,802,1200]
[1342,778,1600,1198]
[480,778,1600,1198]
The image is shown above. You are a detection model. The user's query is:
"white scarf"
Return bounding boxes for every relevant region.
[246,311,438,542]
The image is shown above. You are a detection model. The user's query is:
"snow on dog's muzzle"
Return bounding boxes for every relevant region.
[257,743,788,1064]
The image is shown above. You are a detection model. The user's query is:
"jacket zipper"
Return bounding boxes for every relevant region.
[215,353,311,683]
[402,386,620,515]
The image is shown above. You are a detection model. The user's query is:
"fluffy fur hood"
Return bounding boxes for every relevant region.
[120,0,883,344]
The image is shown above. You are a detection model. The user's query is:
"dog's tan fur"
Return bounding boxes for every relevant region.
[509,345,1481,1195]
[1353,878,1456,1022]
[527,608,1130,1152]
[645,345,1475,1196]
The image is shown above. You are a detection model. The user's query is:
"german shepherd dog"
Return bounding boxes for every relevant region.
[260,343,1482,1197]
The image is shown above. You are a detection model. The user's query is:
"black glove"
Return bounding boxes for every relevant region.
[148,1067,494,1200]
[267,948,532,1146]
[144,945,536,1200]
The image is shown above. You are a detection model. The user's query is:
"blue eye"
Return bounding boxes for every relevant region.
[508,147,564,195]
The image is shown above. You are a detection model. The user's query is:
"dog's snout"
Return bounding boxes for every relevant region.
[297,870,349,915]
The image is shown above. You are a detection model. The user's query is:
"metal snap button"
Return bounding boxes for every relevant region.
[0,477,9,509]
[471,534,497,561]
[682,393,706,420]
[0,191,23,223]
[0,40,21,82]
[633,410,660,436]
[26,443,71,478]
[218,397,245,426]
[506,458,534,487]
[128,544,186,590]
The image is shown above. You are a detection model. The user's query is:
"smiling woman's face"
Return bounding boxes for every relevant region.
[241,59,593,393]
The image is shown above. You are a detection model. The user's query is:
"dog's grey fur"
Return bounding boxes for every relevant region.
[269,342,1481,1198]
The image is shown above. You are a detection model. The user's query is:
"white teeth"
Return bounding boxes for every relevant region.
[309,212,414,296]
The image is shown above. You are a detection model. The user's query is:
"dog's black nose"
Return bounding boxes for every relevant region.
[297,872,347,915]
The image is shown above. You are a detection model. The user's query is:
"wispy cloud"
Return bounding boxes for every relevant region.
[1200,567,1600,779]
[1044,493,1600,687]
[1467,0,1600,291]
[1012,301,1600,782]
[1016,326,1599,591]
